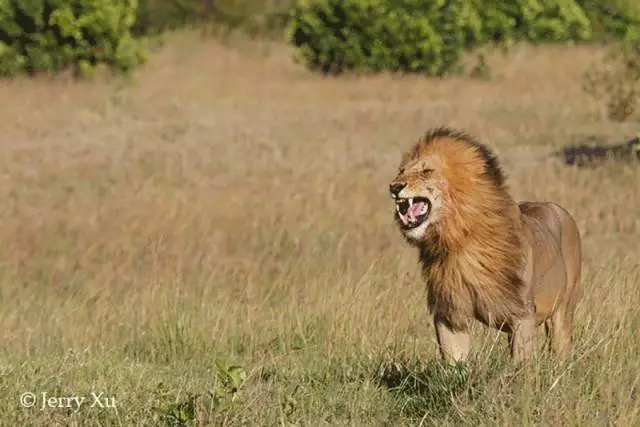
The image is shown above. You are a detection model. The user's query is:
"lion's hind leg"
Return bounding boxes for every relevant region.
[547,203,582,361]
[547,258,580,360]
[547,306,574,359]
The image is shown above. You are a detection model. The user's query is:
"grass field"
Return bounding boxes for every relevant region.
[0,32,639,426]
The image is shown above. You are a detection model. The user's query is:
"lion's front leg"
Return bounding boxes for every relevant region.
[434,316,471,363]
[508,305,537,364]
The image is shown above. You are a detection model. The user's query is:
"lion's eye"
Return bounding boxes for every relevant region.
[422,168,434,174]
[398,168,405,174]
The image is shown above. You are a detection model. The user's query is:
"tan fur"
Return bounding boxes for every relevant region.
[389,127,582,364]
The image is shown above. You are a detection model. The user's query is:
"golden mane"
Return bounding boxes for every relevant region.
[400,127,528,332]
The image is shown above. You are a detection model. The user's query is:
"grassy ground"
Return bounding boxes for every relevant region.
[0,32,639,426]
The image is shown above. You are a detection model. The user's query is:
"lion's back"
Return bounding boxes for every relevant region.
[518,201,581,258]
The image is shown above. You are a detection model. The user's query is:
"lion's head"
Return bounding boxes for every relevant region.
[389,152,445,243]
[389,127,518,249]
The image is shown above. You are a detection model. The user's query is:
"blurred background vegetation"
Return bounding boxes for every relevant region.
[0,0,638,120]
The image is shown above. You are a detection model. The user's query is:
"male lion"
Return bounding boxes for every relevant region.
[389,127,582,364]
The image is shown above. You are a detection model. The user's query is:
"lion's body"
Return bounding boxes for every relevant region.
[389,128,582,363]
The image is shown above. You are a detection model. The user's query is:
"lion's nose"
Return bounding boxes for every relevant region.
[389,182,406,197]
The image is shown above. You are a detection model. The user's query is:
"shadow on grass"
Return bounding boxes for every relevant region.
[374,353,515,424]
[374,358,476,422]
[556,134,640,168]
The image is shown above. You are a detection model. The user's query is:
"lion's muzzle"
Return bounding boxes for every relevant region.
[395,196,431,229]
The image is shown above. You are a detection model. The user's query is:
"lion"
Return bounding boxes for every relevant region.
[388,127,582,364]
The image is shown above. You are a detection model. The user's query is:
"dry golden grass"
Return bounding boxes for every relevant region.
[0,31,638,425]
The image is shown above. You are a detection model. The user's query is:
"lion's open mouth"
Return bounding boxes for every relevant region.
[395,197,431,229]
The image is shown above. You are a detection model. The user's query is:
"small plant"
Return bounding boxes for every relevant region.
[152,362,246,426]
[583,39,640,122]
[213,361,247,404]
[153,391,200,427]
[469,51,492,80]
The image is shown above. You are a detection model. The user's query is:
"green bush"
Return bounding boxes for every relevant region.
[468,0,592,46]
[287,0,481,76]
[287,0,637,76]
[0,0,148,78]
[577,0,640,41]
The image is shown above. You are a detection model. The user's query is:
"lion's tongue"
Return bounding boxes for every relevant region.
[407,201,426,219]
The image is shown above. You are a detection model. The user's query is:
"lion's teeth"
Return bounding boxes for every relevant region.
[409,198,414,206]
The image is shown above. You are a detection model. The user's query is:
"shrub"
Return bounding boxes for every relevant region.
[576,0,640,41]
[287,0,481,76]
[0,0,148,78]
[470,0,592,45]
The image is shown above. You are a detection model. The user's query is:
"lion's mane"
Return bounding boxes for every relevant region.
[402,127,529,332]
